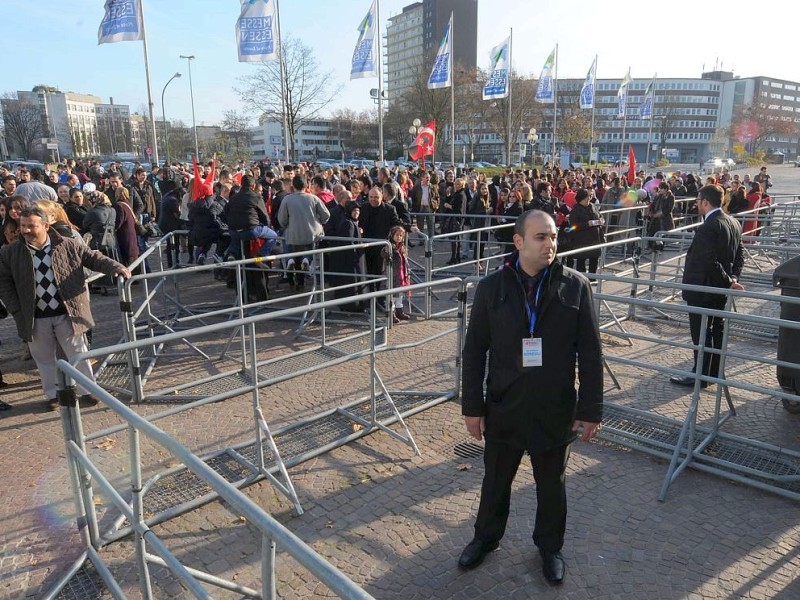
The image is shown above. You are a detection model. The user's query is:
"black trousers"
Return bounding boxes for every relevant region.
[474,440,571,553]
[688,300,726,378]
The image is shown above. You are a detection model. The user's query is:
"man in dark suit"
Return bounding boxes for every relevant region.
[670,184,744,387]
[459,210,603,584]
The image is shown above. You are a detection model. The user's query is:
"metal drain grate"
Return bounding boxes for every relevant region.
[58,561,104,599]
[600,403,800,495]
[454,441,484,460]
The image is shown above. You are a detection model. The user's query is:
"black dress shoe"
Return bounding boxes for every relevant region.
[669,375,708,388]
[0,400,12,411]
[458,539,499,570]
[539,549,565,584]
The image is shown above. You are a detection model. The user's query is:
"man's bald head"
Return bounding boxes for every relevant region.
[514,209,555,238]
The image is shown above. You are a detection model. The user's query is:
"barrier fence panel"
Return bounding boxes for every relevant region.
[45,277,465,597]
[591,273,800,502]
[48,361,377,600]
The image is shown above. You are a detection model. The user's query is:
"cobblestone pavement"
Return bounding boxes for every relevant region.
[1,166,799,599]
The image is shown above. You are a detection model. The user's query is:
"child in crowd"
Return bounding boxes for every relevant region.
[383,225,411,323]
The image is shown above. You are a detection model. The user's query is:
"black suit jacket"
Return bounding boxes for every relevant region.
[462,258,603,452]
[682,209,744,307]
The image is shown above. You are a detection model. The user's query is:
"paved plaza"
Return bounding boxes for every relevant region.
[2,166,800,599]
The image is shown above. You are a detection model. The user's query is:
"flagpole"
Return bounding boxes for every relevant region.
[449,13,455,167]
[274,0,291,163]
[589,55,597,167]
[645,73,657,176]
[506,28,513,167]
[551,43,558,167]
[138,1,159,166]
[376,0,385,165]
[619,69,628,167]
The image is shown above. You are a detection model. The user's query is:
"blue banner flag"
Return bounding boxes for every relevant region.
[351,0,378,80]
[482,36,511,100]
[617,69,633,118]
[579,57,597,110]
[236,0,277,62]
[98,0,143,44]
[640,75,656,119]
[535,48,556,103]
[428,14,453,90]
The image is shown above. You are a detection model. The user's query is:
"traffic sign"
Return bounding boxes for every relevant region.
[46,143,59,150]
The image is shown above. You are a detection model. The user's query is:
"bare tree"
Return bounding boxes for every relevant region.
[220,109,252,157]
[236,35,339,161]
[728,101,799,155]
[1,93,45,158]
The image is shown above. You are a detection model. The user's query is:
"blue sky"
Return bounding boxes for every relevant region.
[6,0,794,127]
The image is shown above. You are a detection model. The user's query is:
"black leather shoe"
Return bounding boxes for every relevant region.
[669,375,708,388]
[539,549,565,584]
[79,394,99,407]
[458,539,499,570]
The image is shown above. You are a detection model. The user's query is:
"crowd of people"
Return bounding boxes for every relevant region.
[0,155,776,412]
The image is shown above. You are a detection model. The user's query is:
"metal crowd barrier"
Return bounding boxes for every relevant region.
[593,274,800,502]
[98,238,393,402]
[46,277,465,598]
[48,361,376,600]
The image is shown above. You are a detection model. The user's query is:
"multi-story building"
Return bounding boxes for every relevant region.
[386,0,478,105]
[473,75,724,165]
[3,88,141,159]
[717,72,800,158]
[249,118,378,162]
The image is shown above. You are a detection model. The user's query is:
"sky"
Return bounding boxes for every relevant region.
[5,0,796,127]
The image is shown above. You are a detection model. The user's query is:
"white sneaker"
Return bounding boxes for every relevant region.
[209,253,222,264]
[196,253,206,265]
[301,258,310,271]
[286,258,296,270]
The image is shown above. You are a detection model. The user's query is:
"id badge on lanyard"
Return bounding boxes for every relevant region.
[520,262,546,368]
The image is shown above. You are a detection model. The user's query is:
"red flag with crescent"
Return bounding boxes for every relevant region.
[410,121,436,161]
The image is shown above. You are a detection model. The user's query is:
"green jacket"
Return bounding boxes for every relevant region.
[0,229,123,341]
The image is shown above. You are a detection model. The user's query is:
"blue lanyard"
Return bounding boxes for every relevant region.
[517,260,547,336]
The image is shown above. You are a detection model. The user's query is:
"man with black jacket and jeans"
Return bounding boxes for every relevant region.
[459,209,603,584]
[670,184,744,388]
[359,185,401,303]
[224,175,277,260]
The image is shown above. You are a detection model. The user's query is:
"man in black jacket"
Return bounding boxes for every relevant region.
[224,175,277,259]
[670,184,744,387]
[458,209,603,584]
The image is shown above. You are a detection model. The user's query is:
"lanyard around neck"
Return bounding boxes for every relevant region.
[517,259,547,336]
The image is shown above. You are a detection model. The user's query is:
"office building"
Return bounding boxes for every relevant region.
[386,0,478,104]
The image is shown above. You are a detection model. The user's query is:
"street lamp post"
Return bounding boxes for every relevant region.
[161,72,182,166]
[526,127,539,169]
[179,54,199,159]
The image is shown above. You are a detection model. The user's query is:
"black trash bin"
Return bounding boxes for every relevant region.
[773,256,800,414]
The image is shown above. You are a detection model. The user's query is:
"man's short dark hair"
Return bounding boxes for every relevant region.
[265,170,275,178]
[2,175,16,184]
[292,174,306,191]
[514,209,553,238]
[311,175,325,189]
[535,181,551,195]
[134,167,146,175]
[30,167,45,181]
[20,205,48,221]
[698,184,723,207]
[240,174,256,189]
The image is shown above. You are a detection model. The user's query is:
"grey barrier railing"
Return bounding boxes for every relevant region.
[591,272,800,502]
[48,361,376,600]
[46,277,465,598]
[104,238,393,403]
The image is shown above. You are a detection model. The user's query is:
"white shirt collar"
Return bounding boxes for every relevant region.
[704,207,721,220]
